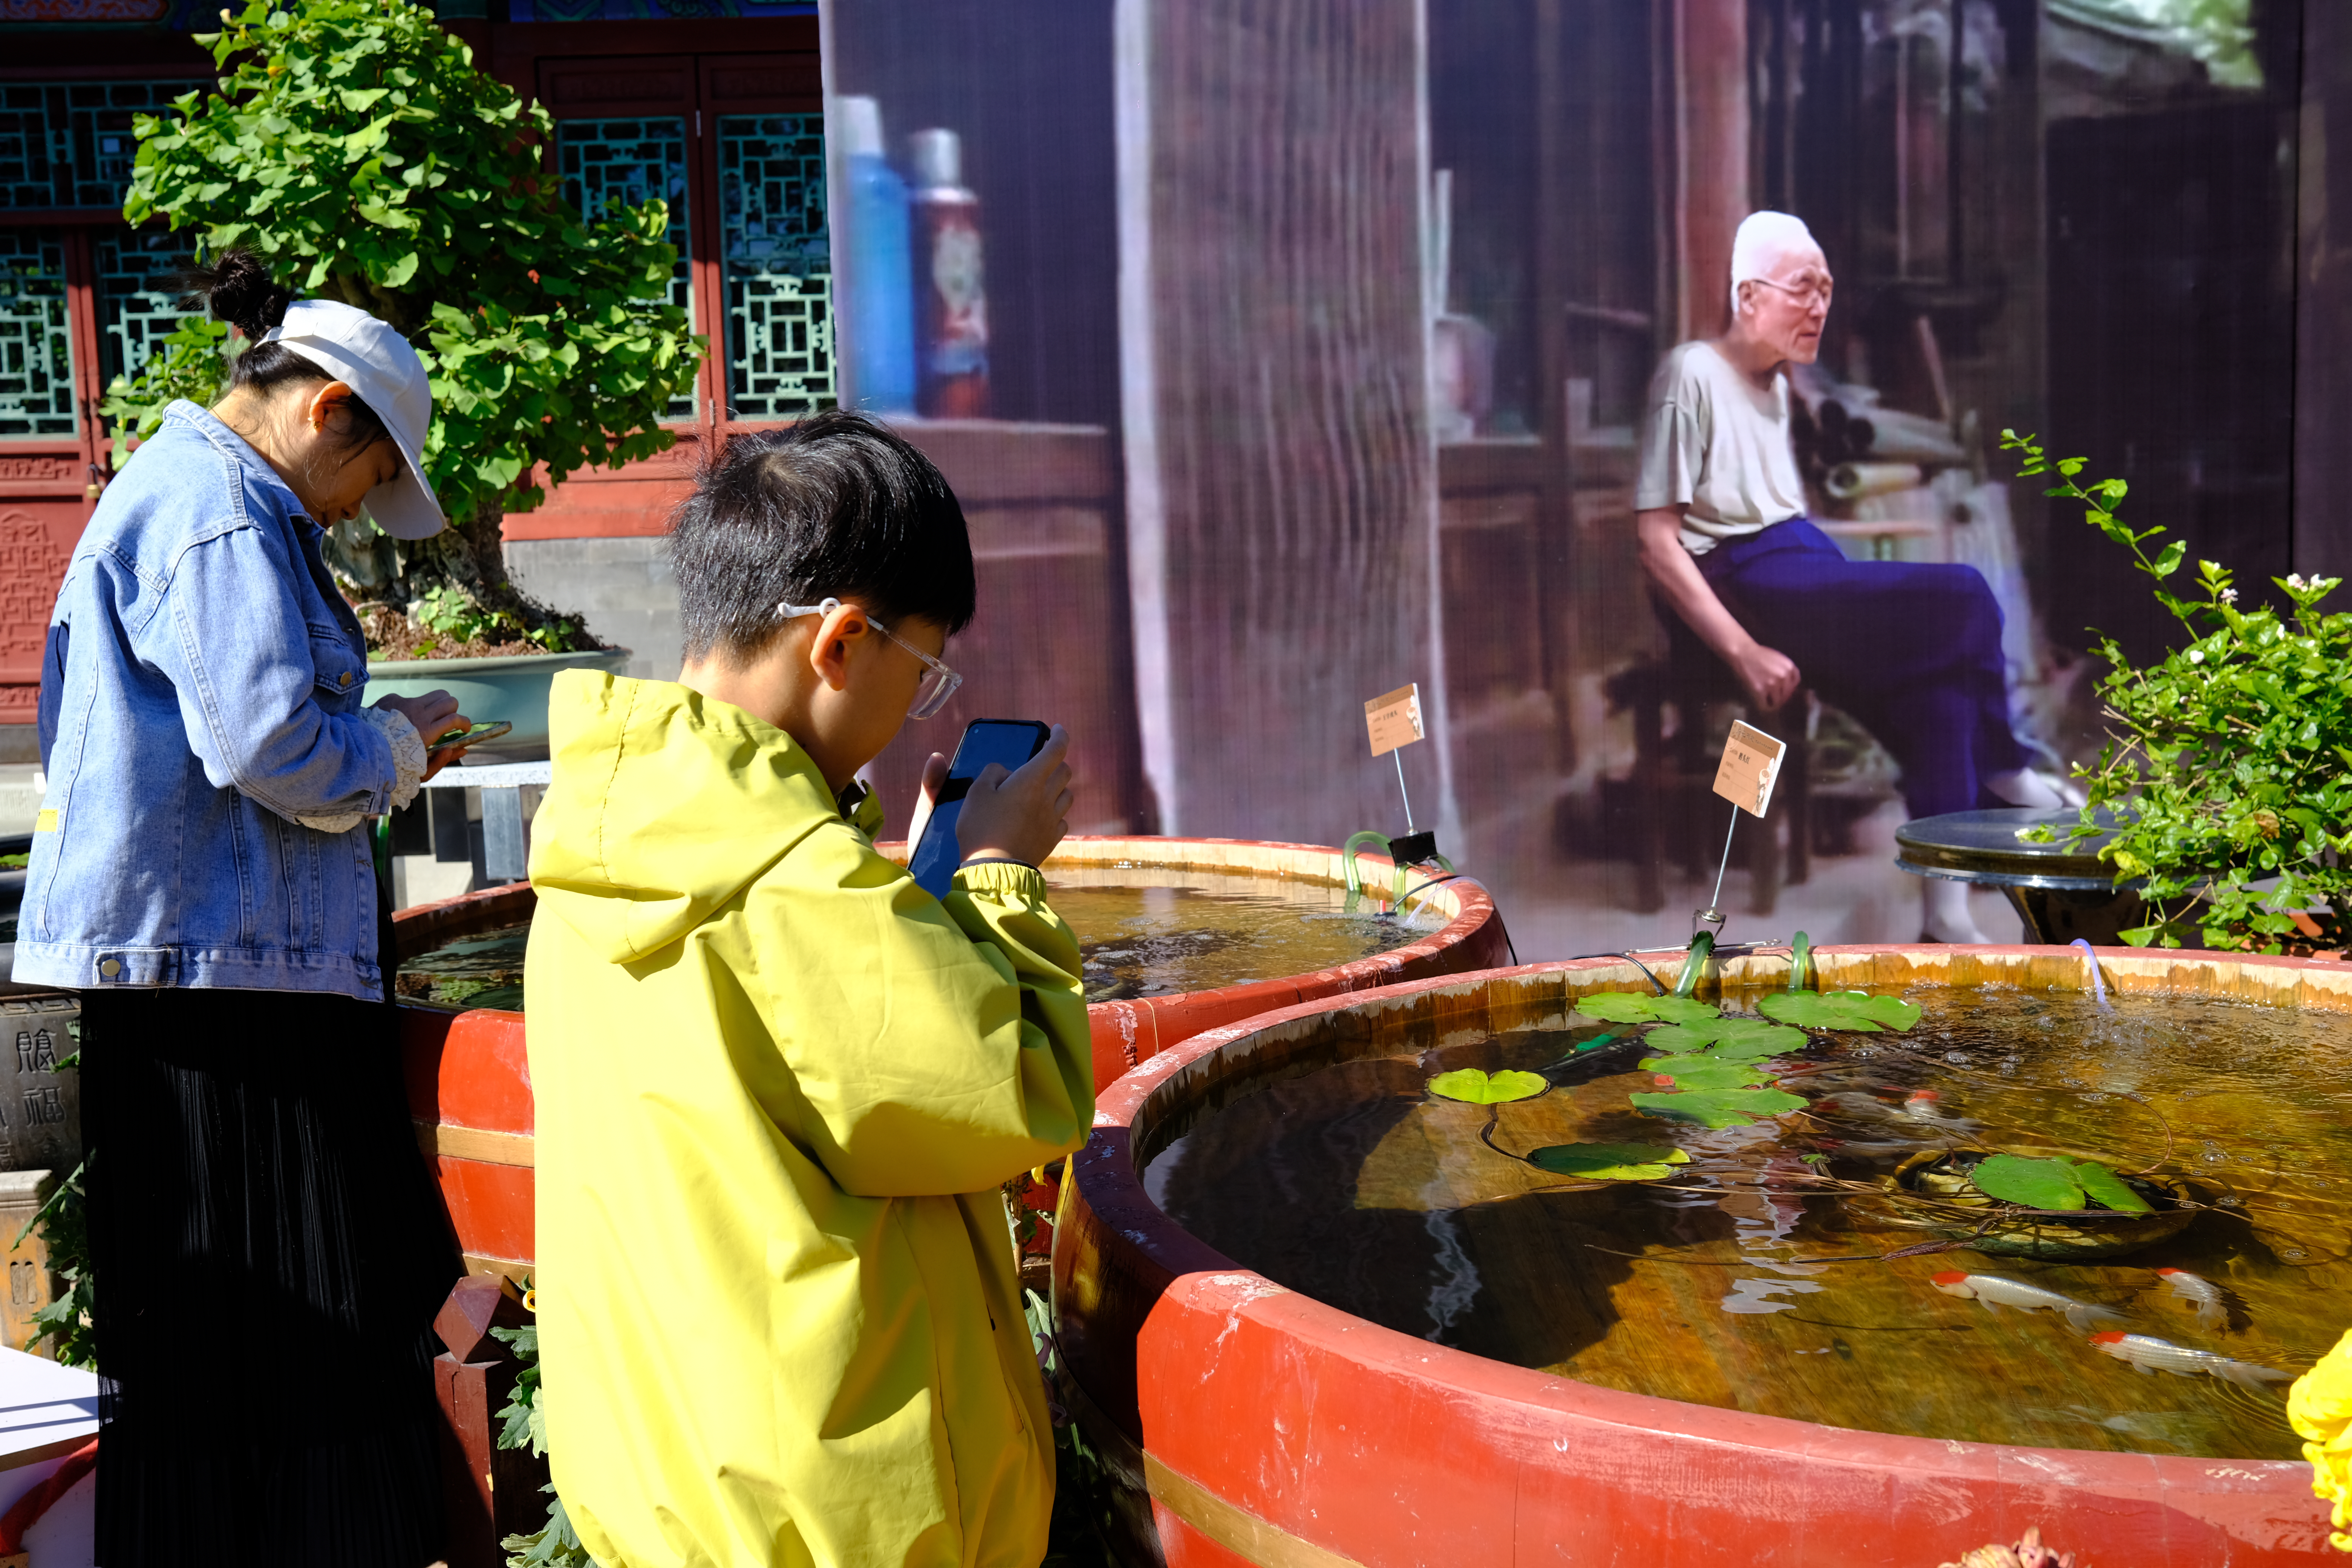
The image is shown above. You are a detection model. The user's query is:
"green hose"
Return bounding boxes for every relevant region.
[1341,830,1453,907]
[1341,831,1390,901]
[1675,929,1714,997]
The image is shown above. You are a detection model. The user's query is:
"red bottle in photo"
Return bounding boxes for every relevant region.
[906,128,990,418]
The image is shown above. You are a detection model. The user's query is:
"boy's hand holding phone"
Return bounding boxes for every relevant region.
[951,724,1072,868]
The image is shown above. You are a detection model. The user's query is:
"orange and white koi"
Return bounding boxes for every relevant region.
[1931,1271,2128,1332]
[2152,1267,2231,1332]
[1896,1089,1983,1133]
[2087,1331,2292,1390]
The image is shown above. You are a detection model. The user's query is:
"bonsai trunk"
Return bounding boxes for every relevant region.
[328,498,599,655]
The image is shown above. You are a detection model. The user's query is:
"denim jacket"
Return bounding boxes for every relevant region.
[11,401,401,1002]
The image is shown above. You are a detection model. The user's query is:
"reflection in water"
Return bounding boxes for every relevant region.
[396,920,528,1011]
[397,874,1435,1011]
[1145,990,2352,1459]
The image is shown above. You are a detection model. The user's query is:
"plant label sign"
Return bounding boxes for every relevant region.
[1364,683,1425,757]
[1713,720,1784,818]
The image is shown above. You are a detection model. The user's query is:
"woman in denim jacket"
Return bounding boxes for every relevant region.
[14,251,475,1565]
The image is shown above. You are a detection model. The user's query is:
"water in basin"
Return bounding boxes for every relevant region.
[396,920,529,1011]
[395,871,1434,1011]
[1143,986,2352,1459]
[1050,871,1433,1003]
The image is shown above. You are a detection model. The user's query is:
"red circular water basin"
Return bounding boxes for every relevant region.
[395,836,1509,1275]
[1054,946,2346,1566]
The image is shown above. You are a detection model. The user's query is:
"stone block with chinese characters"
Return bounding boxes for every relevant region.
[0,998,78,1175]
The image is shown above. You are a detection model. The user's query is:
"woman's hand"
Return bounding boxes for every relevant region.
[956,725,1073,868]
[1731,643,1802,711]
[372,691,471,781]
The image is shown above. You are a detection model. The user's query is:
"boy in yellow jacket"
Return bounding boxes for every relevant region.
[525,411,1092,1568]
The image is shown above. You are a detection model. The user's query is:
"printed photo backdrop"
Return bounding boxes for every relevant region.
[820,0,2338,957]
[1,0,2342,959]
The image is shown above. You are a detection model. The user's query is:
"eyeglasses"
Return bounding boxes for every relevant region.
[777,597,963,719]
[1753,274,1834,310]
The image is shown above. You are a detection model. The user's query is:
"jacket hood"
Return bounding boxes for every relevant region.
[529,672,858,963]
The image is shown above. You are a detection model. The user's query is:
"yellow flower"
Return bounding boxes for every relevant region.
[2289,1326,2352,1552]
[523,1286,537,1314]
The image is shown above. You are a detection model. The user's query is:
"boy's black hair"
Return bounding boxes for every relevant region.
[670,410,977,666]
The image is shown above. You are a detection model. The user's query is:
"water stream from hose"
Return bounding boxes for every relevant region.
[2069,937,2110,1009]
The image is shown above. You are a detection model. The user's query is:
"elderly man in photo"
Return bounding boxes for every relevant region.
[1634,210,2074,944]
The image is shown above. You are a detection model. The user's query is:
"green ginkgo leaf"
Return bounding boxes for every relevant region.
[1574,993,1721,1026]
[1968,1154,2086,1210]
[2071,1160,2154,1214]
[1528,1142,1692,1180]
[1426,1068,1549,1105]
[1758,990,1922,1033]
[1628,1087,1808,1129]
[1637,1058,1770,1090]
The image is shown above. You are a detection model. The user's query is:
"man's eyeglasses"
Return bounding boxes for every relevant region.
[1752,273,1834,310]
[777,597,963,719]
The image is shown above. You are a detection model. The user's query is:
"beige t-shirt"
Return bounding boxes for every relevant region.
[1635,339,1807,555]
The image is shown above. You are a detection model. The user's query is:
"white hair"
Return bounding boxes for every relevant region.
[1730,210,1822,314]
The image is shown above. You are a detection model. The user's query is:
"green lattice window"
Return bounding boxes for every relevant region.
[96,230,202,392]
[717,113,833,420]
[0,81,202,211]
[559,116,696,421]
[0,232,74,438]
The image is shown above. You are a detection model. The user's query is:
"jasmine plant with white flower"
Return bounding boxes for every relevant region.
[2004,431,2352,951]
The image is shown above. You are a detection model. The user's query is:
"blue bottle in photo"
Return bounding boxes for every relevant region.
[835,95,916,415]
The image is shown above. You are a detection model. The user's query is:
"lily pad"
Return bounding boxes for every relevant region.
[1574,992,1721,1026]
[1758,990,1923,1033]
[1638,1023,1808,1063]
[1427,1068,1549,1105]
[1968,1153,2086,1210]
[1637,1058,1771,1090]
[1629,1086,1808,1129]
[1528,1142,1692,1180]
[1709,1020,1811,1057]
[2071,1160,2155,1214]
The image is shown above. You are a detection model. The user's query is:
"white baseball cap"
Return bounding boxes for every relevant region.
[261,298,447,539]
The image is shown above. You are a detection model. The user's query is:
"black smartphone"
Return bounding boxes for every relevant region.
[432,720,512,750]
[908,719,1051,897]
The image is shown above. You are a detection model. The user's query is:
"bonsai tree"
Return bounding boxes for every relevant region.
[103,0,704,655]
[2005,431,2352,951]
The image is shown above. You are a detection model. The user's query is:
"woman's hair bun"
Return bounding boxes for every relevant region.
[171,247,295,340]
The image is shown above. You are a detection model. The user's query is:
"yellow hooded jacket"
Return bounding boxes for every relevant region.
[524,672,1093,1568]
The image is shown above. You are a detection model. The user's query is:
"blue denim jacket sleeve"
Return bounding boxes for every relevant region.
[135,505,396,823]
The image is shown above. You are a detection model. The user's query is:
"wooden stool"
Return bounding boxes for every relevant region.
[1605,652,1812,917]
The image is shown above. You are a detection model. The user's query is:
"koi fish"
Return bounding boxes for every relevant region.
[2152,1267,2232,1332]
[1895,1089,1983,1133]
[1931,1272,2128,1332]
[2087,1331,2293,1390]
[1816,1090,1979,1135]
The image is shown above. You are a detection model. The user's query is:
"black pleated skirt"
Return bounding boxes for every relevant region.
[80,981,461,1566]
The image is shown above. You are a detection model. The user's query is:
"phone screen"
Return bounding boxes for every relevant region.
[908,720,1049,896]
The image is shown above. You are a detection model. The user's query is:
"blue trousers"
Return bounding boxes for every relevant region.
[1681,518,2024,820]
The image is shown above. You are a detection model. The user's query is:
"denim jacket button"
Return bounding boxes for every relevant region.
[98,958,121,978]
[339,671,353,687]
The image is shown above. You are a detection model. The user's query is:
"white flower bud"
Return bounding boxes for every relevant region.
[2187,649,2205,664]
